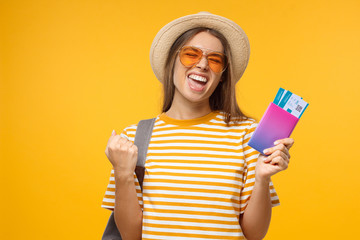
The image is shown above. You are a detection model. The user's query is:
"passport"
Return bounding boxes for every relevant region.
[248,88,308,154]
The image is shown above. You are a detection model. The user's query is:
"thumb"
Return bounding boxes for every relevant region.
[111,129,116,136]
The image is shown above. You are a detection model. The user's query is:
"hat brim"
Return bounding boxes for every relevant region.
[150,12,250,83]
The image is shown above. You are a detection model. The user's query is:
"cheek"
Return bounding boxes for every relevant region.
[173,60,187,84]
[211,74,222,88]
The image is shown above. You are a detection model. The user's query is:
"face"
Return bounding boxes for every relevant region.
[172,31,224,107]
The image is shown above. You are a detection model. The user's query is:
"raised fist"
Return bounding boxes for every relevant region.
[105,130,138,174]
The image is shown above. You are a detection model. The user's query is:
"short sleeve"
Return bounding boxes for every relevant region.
[239,121,280,214]
[101,127,143,210]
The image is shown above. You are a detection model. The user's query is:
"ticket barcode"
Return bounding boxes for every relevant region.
[296,105,303,112]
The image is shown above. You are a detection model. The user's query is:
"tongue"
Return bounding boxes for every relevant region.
[188,78,206,91]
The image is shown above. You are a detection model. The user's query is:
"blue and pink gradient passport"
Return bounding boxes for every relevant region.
[248,88,309,154]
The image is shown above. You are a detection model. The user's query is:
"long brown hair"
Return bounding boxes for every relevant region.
[162,27,248,124]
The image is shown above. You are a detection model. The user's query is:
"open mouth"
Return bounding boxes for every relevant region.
[187,74,208,92]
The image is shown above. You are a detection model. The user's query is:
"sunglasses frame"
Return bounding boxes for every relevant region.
[177,46,228,73]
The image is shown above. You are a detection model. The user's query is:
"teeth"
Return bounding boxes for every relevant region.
[189,74,207,82]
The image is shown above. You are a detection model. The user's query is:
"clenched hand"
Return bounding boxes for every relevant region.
[105,130,138,175]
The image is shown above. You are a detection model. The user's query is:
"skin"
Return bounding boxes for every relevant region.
[105,31,295,240]
[166,31,223,120]
[105,132,142,240]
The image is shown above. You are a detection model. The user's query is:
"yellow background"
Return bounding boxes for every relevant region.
[1,0,359,239]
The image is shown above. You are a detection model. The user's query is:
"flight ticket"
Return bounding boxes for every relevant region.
[273,88,308,118]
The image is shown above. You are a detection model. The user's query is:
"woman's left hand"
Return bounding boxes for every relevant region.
[256,138,295,182]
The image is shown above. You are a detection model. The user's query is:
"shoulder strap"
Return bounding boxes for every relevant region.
[102,118,156,240]
[134,118,156,167]
[134,118,156,190]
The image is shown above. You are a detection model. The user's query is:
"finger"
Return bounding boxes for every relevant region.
[263,143,288,157]
[264,150,289,164]
[129,144,138,156]
[124,139,134,150]
[107,130,118,147]
[116,137,130,150]
[276,151,289,164]
[109,135,123,150]
[270,156,288,170]
[132,144,138,153]
[118,136,128,144]
[279,145,291,160]
[277,157,288,170]
[263,157,271,163]
[274,138,294,150]
[106,130,117,154]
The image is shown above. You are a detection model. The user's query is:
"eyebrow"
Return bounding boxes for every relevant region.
[185,45,225,55]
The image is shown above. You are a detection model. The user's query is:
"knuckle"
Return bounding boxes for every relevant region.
[120,144,127,152]
[108,144,115,151]
[284,162,289,169]
[274,150,281,156]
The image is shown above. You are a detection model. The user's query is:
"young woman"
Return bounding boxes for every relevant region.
[102,12,294,240]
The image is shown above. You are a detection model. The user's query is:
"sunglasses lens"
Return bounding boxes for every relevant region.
[179,47,202,67]
[179,46,227,73]
[207,54,226,73]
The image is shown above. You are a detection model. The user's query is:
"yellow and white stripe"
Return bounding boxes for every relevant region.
[102,111,279,239]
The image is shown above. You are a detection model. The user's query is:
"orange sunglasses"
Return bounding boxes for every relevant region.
[178,46,228,73]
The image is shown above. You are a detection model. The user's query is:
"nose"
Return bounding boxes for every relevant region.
[195,55,209,71]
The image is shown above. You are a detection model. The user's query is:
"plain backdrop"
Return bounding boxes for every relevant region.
[1,0,360,239]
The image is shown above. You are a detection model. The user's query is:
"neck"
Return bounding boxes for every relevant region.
[166,97,212,120]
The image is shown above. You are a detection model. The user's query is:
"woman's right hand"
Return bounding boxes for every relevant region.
[105,130,138,175]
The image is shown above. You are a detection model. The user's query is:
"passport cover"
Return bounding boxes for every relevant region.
[248,102,299,154]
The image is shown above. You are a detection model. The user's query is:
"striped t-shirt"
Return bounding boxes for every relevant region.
[102,111,279,240]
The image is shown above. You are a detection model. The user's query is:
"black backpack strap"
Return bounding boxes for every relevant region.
[102,118,156,240]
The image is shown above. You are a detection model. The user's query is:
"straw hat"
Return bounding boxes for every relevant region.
[150,12,250,83]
